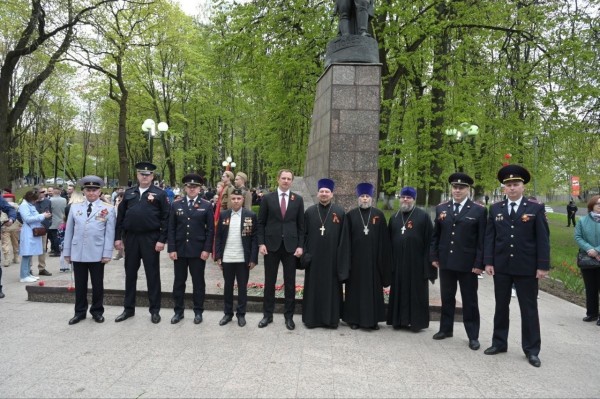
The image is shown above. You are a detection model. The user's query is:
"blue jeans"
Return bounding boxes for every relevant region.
[20,256,32,279]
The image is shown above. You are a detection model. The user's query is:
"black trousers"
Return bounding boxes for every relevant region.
[439,269,480,340]
[222,261,250,316]
[491,273,541,356]
[581,268,600,317]
[263,244,296,319]
[73,261,105,317]
[47,229,60,254]
[567,214,576,226]
[173,257,206,315]
[123,232,162,314]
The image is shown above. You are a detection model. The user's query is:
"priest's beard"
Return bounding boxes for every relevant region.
[400,202,415,212]
[358,199,372,209]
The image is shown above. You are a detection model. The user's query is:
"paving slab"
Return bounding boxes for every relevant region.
[1,253,599,398]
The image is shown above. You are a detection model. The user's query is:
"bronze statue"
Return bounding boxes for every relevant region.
[334,0,374,36]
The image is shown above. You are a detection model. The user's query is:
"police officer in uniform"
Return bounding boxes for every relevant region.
[63,175,116,325]
[114,162,170,324]
[430,173,487,350]
[483,164,550,367]
[168,174,214,325]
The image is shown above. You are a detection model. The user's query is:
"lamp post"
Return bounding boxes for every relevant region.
[142,119,169,162]
[222,156,236,171]
[532,135,539,197]
[445,122,479,172]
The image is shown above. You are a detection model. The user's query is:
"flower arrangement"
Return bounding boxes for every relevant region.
[216,282,304,298]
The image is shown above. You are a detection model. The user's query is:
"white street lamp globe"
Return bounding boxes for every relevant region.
[222,161,228,167]
[157,122,169,132]
[230,162,236,168]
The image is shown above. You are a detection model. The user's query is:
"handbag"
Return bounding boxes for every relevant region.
[577,249,600,269]
[32,226,47,237]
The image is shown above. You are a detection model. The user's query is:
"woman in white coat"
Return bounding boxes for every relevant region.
[18,189,52,282]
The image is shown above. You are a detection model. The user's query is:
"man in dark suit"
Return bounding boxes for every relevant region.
[167,173,214,325]
[484,164,550,367]
[214,188,258,327]
[430,173,487,350]
[114,162,170,324]
[257,169,305,330]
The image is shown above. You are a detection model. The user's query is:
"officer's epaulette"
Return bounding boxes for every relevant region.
[174,198,183,202]
[493,200,505,206]
[199,198,211,205]
[438,200,451,206]
[103,202,114,208]
[473,201,484,207]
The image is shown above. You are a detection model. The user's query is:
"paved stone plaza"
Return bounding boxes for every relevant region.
[1,251,599,398]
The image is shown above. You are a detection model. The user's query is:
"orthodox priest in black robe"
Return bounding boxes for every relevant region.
[387,186,437,331]
[342,183,391,330]
[302,178,349,328]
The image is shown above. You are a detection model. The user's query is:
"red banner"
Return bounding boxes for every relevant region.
[571,176,580,196]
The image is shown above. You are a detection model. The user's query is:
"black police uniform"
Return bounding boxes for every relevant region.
[116,182,170,317]
[431,174,487,345]
[484,165,550,360]
[167,193,214,320]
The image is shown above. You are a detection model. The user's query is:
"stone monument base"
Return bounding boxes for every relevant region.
[325,35,379,68]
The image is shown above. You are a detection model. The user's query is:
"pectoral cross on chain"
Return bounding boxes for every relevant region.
[401,226,407,235]
[320,225,326,236]
[363,226,369,235]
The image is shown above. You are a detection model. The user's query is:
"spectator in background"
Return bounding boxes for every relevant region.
[1,194,20,267]
[48,187,67,257]
[567,200,578,227]
[0,195,17,297]
[574,195,600,325]
[18,189,52,283]
[234,172,253,210]
[34,187,52,276]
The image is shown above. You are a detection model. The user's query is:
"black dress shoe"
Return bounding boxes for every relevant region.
[151,313,161,324]
[432,331,453,340]
[597,319,600,326]
[484,346,508,355]
[68,315,86,325]
[0,290,5,299]
[258,316,273,328]
[39,269,52,276]
[171,313,184,324]
[285,318,295,330]
[371,324,380,330]
[92,315,105,323]
[194,314,203,324]
[582,315,598,322]
[527,354,541,367]
[115,311,134,322]
[469,340,480,350]
[350,324,359,330]
[219,315,233,326]
[237,315,246,327]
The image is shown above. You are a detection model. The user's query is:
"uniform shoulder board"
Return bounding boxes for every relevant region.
[200,198,211,205]
[473,201,484,207]
[174,198,183,202]
[438,200,450,206]
[493,200,504,205]
[103,202,114,208]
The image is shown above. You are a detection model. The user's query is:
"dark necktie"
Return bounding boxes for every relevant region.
[280,193,287,218]
[510,202,517,219]
[453,202,460,215]
[189,199,194,208]
[87,203,92,217]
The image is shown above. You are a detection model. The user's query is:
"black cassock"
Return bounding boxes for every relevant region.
[387,206,437,331]
[342,207,391,328]
[302,202,349,328]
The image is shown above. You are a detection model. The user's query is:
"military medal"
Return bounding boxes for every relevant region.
[148,193,155,202]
